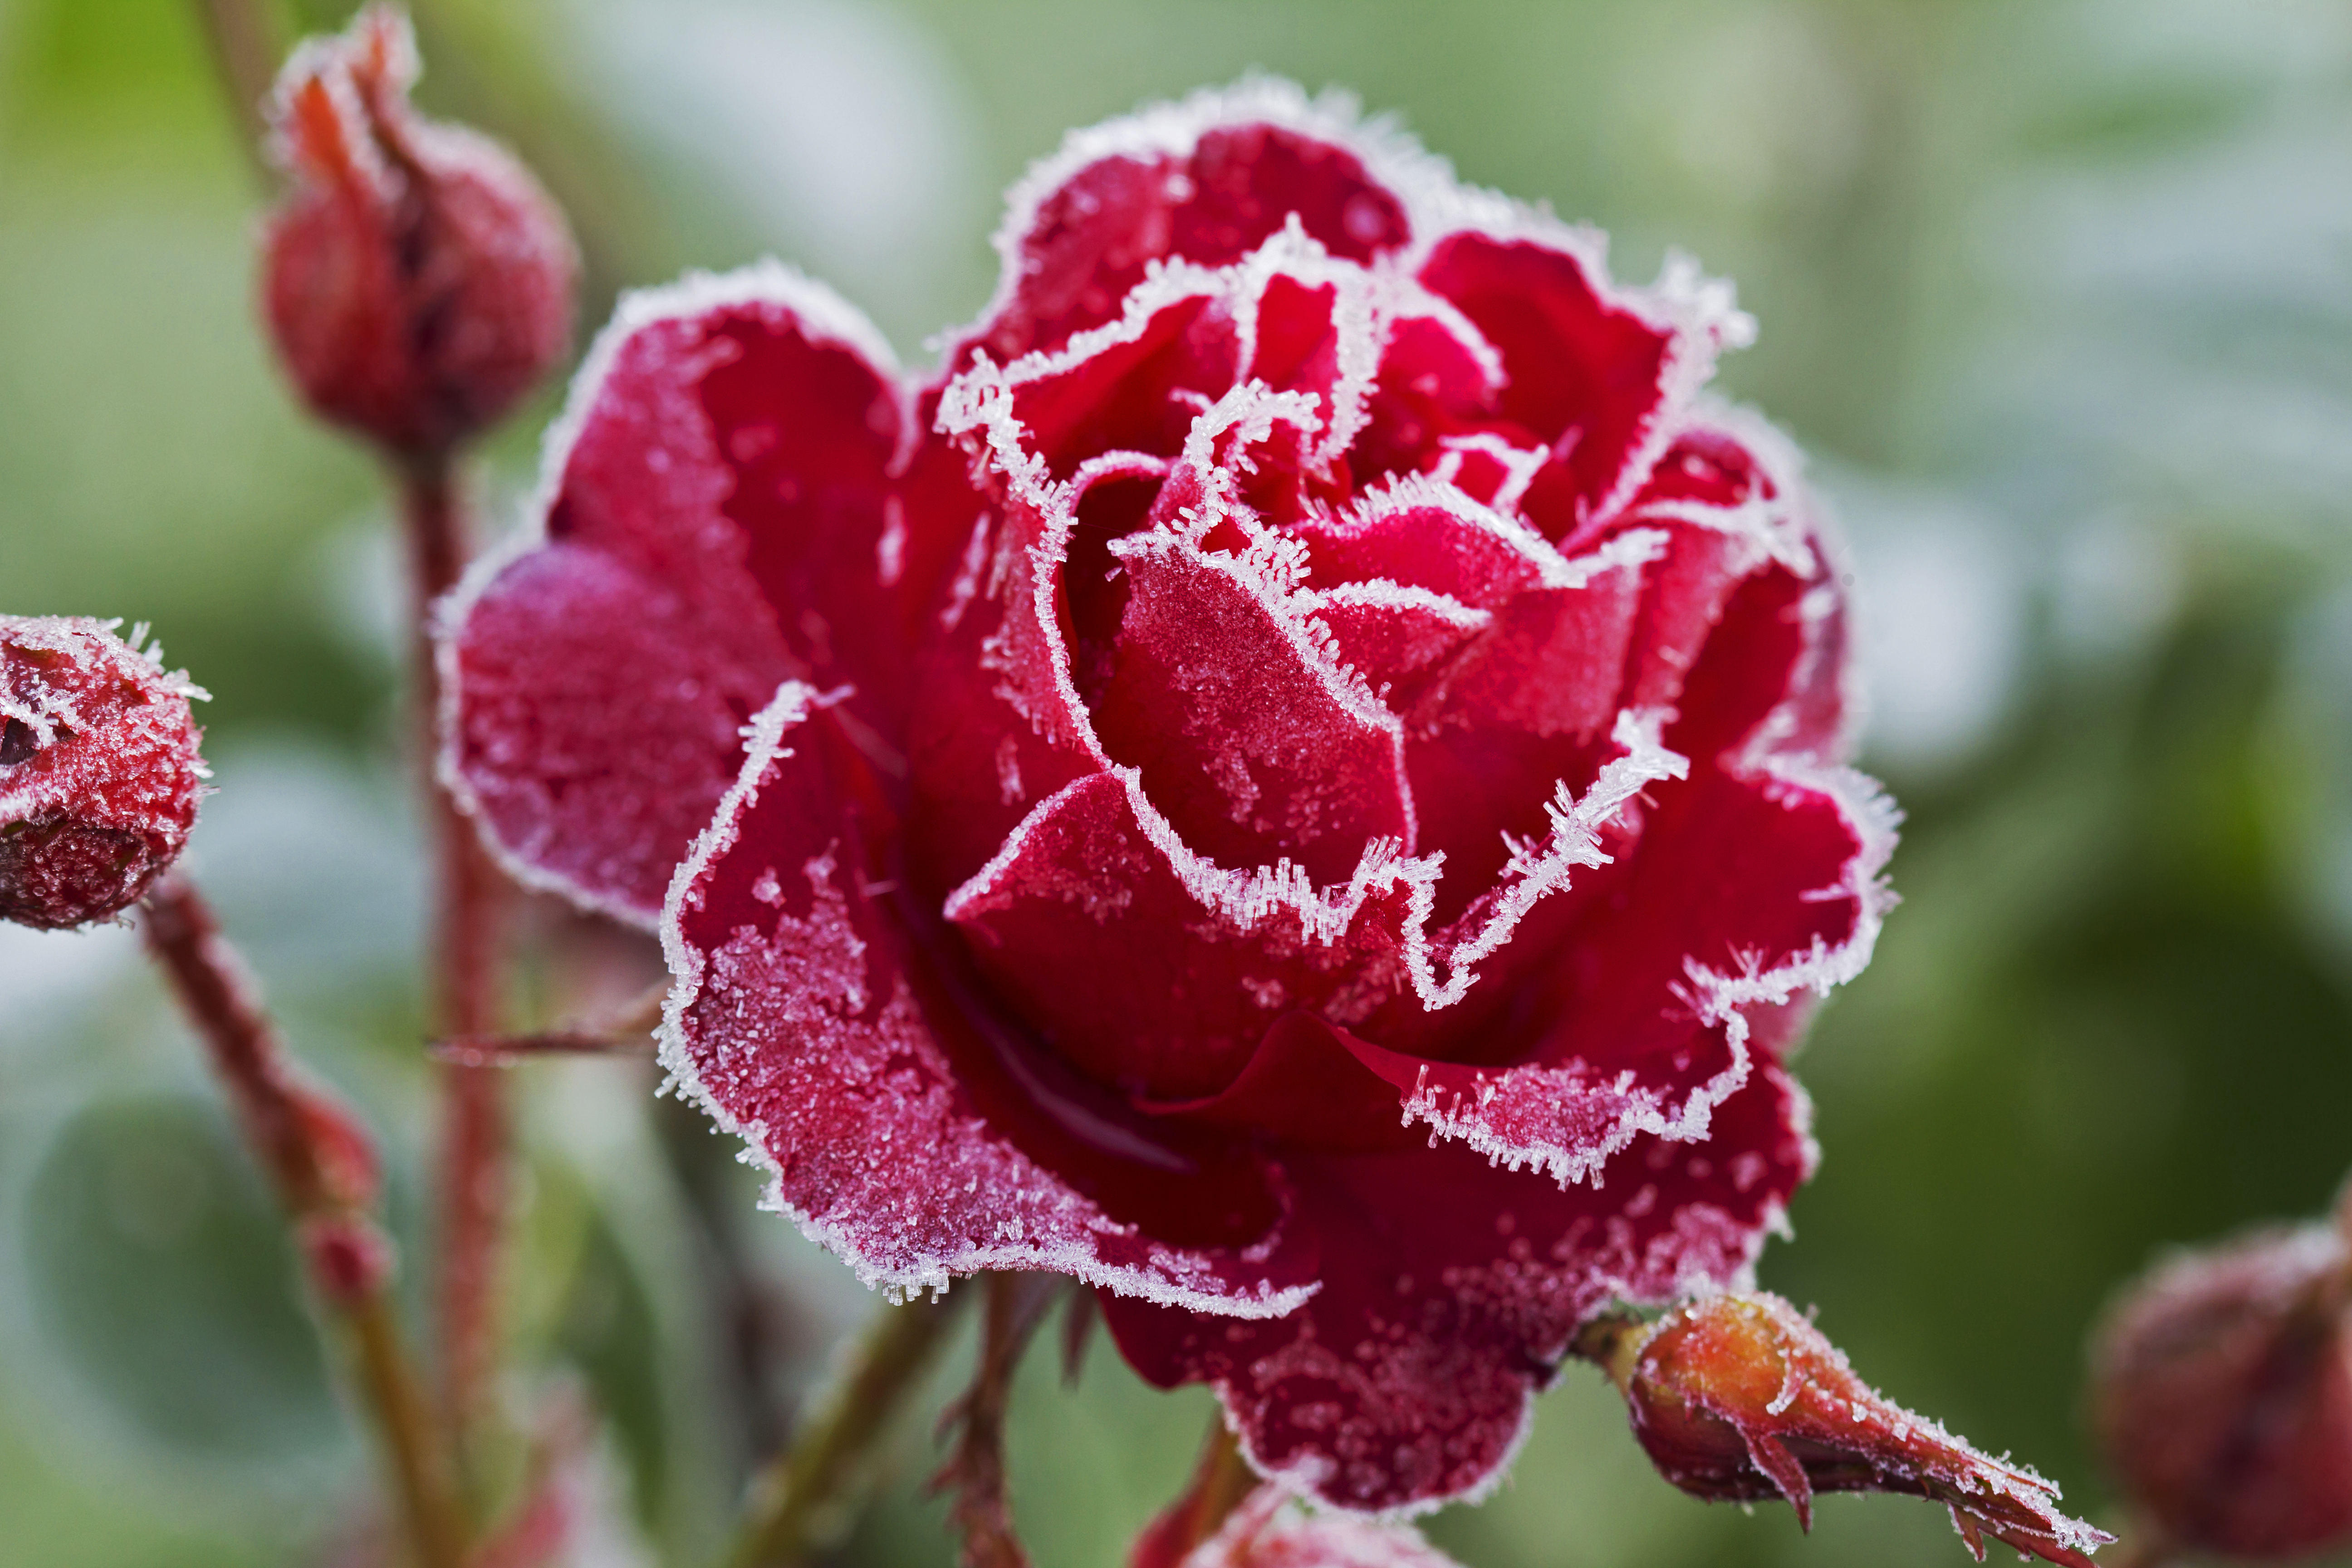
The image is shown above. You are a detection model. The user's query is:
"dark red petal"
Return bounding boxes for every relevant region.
[1092,536,1411,887]
[1397,536,1657,924]
[1101,1063,1814,1515]
[1417,233,1677,538]
[444,269,973,921]
[1308,584,1491,702]
[975,100,1413,363]
[1661,554,1835,775]
[666,683,1311,1308]
[1345,735,1890,1180]
[945,771,1416,1104]
[1001,288,1241,479]
[1144,1012,1420,1152]
[446,542,781,921]
[1294,488,1547,609]
[1348,313,1507,488]
[1533,758,1894,1081]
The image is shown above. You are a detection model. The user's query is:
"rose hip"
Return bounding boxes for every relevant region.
[2093,1223,2352,1559]
[0,616,206,930]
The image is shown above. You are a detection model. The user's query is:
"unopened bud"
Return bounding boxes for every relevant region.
[1,617,206,929]
[261,5,577,459]
[2092,1223,2352,1560]
[1593,1293,2109,1565]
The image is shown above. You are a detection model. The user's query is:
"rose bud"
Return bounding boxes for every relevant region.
[1596,1293,2110,1564]
[1,616,206,930]
[260,5,577,460]
[2091,1222,2352,1560]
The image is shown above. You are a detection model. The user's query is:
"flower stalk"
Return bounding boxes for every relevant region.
[397,455,514,1463]
[141,873,465,1568]
[725,1292,967,1568]
[1129,1417,1262,1568]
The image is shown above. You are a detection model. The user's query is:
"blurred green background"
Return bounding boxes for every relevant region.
[7,0,2352,1563]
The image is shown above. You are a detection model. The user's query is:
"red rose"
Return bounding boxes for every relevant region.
[442,84,1895,1513]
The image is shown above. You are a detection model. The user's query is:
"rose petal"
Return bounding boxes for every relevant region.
[665,682,1313,1308]
[975,91,1414,363]
[445,541,783,921]
[945,771,1416,1104]
[445,264,976,921]
[1417,232,1678,537]
[1093,535,1412,887]
[1101,1063,1814,1515]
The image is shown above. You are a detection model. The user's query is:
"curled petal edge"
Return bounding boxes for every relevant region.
[656,679,1318,1317]
[436,258,911,929]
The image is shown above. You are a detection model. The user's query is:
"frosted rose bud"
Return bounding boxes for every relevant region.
[1606,1293,2109,1565]
[1,617,206,930]
[2092,1223,2352,1559]
[261,5,577,459]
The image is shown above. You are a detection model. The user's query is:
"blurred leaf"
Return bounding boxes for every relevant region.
[21,1093,341,1460]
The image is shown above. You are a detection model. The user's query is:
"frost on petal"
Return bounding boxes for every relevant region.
[1002,289,1242,479]
[1534,761,1889,1075]
[446,543,783,921]
[945,774,1416,1107]
[1343,739,1889,1182]
[1416,233,1677,539]
[1102,1064,1814,1516]
[665,684,1312,1310]
[1092,538,1412,887]
[976,104,1413,364]
[445,266,978,922]
[1294,493,1547,611]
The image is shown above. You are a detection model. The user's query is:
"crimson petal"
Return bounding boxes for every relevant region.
[971,87,1416,364]
[1102,1063,1815,1515]
[446,265,975,921]
[664,682,1312,1309]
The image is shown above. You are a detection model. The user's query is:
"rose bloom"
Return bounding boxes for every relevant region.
[443,84,1895,1514]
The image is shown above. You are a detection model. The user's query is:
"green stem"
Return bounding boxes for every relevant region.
[725,1293,967,1568]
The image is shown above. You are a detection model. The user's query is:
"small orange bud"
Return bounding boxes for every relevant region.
[260,5,577,459]
[1,617,206,929]
[2092,1223,2352,1560]
[1595,1292,2110,1564]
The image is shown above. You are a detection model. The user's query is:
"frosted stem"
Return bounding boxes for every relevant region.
[142,875,466,1568]
[398,455,513,1474]
[725,1293,966,1568]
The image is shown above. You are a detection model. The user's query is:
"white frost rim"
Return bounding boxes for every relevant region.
[433,259,910,932]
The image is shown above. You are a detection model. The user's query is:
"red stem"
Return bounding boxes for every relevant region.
[142,875,466,1568]
[399,455,512,1459]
